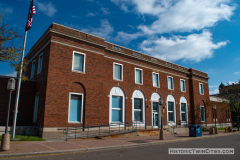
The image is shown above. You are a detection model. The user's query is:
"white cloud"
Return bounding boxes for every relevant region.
[112,0,236,34]
[140,31,227,62]
[35,0,57,17]
[68,20,114,40]
[111,0,235,62]
[0,2,13,14]
[209,88,219,95]
[209,85,218,88]
[115,31,142,43]
[101,8,110,15]
[0,7,13,14]
[4,71,17,77]
[87,12,96,17]
[234,71,240,74]
[227,81,238,85]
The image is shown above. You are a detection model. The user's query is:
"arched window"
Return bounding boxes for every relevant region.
[180,96,188,124]
[132,90,145,123]
[167,95,176,125]
[109,87,125,123]
[151,92,161,127]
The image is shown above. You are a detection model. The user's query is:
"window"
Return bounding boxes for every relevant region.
[179,66,184,70]
[134,52,142,57]
[168,76,173,90]
[152,73,159,87]
[134,98,143,122]
[213,109,217,122]
[113,63,123,81]
[112,96,122,122]
[200,106,205,122]
[168,102,174,122]
[110,87,125,123]
[72,51,86,73]
[181,103,186,122]
[33,93,39,123]
[199,83,204,94]
[152,102,158,112]
[180,80,186,92]
[37,53,43,74]
[135,68,143,84]
[30,60,36,79]
[68,93,84,123]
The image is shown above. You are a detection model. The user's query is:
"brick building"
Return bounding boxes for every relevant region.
[0,23,231,138]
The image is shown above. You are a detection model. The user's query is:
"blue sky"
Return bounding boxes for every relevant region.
[0,0,240,94]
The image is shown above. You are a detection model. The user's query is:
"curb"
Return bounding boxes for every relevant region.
[0,132,239,158]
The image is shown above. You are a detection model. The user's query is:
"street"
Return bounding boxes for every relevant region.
[4,134,240,160]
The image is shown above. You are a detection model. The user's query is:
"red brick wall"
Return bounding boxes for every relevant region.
[25,23,212,128]
[25,42,51,127]
[208,101,232,124]
[0,76,36,126]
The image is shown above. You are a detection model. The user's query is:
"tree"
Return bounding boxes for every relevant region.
[218,81,240,131]
[0,14,28,81]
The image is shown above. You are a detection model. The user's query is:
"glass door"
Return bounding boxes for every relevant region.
[152,102,159,128]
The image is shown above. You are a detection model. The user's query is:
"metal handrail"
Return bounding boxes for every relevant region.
[58,120,193,141]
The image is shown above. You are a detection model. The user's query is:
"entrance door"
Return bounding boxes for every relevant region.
[152,102,159,128]
[153,112,159,128]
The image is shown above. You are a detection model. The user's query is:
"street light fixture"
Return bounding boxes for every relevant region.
[1,78,15,151]
[213,105,218,134]
[159,97,164,140]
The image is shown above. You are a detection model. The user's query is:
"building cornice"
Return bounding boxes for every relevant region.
[105,47,190,75]
[25,23,209,81]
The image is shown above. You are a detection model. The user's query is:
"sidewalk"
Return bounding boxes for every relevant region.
[0,130,239,157]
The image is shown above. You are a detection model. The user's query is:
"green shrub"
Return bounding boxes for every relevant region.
[0,135,45,141]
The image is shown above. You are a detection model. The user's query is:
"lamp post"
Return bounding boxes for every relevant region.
[159,97,164,140]
[1,78,16,151]
[213,105,218,134]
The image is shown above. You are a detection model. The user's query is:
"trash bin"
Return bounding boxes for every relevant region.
[189,125,202,137]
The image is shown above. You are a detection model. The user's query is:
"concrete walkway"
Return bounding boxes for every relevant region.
[0,131,239,158]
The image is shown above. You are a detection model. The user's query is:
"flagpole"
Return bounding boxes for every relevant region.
[11,0,32,139]
[12,30,28,139]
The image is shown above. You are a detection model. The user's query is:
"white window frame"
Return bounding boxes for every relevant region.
[113,62,123,81]
[180,79,186,92]
[135,68,143,85]
[72,51,86,74]
[167,76,174,90]
[109,87,125,123]
[167,95,176,125]
[180,97,188,125]
[152,72,160,88]
[200,105,205,122]
[33,93,39,123]
[132,90,145,125]
[180,103,187,122]
[30,60,36,79]
[199,83,204,95]
[68,92,84,123]
[37,53,43,74]
[151,92,161,126]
